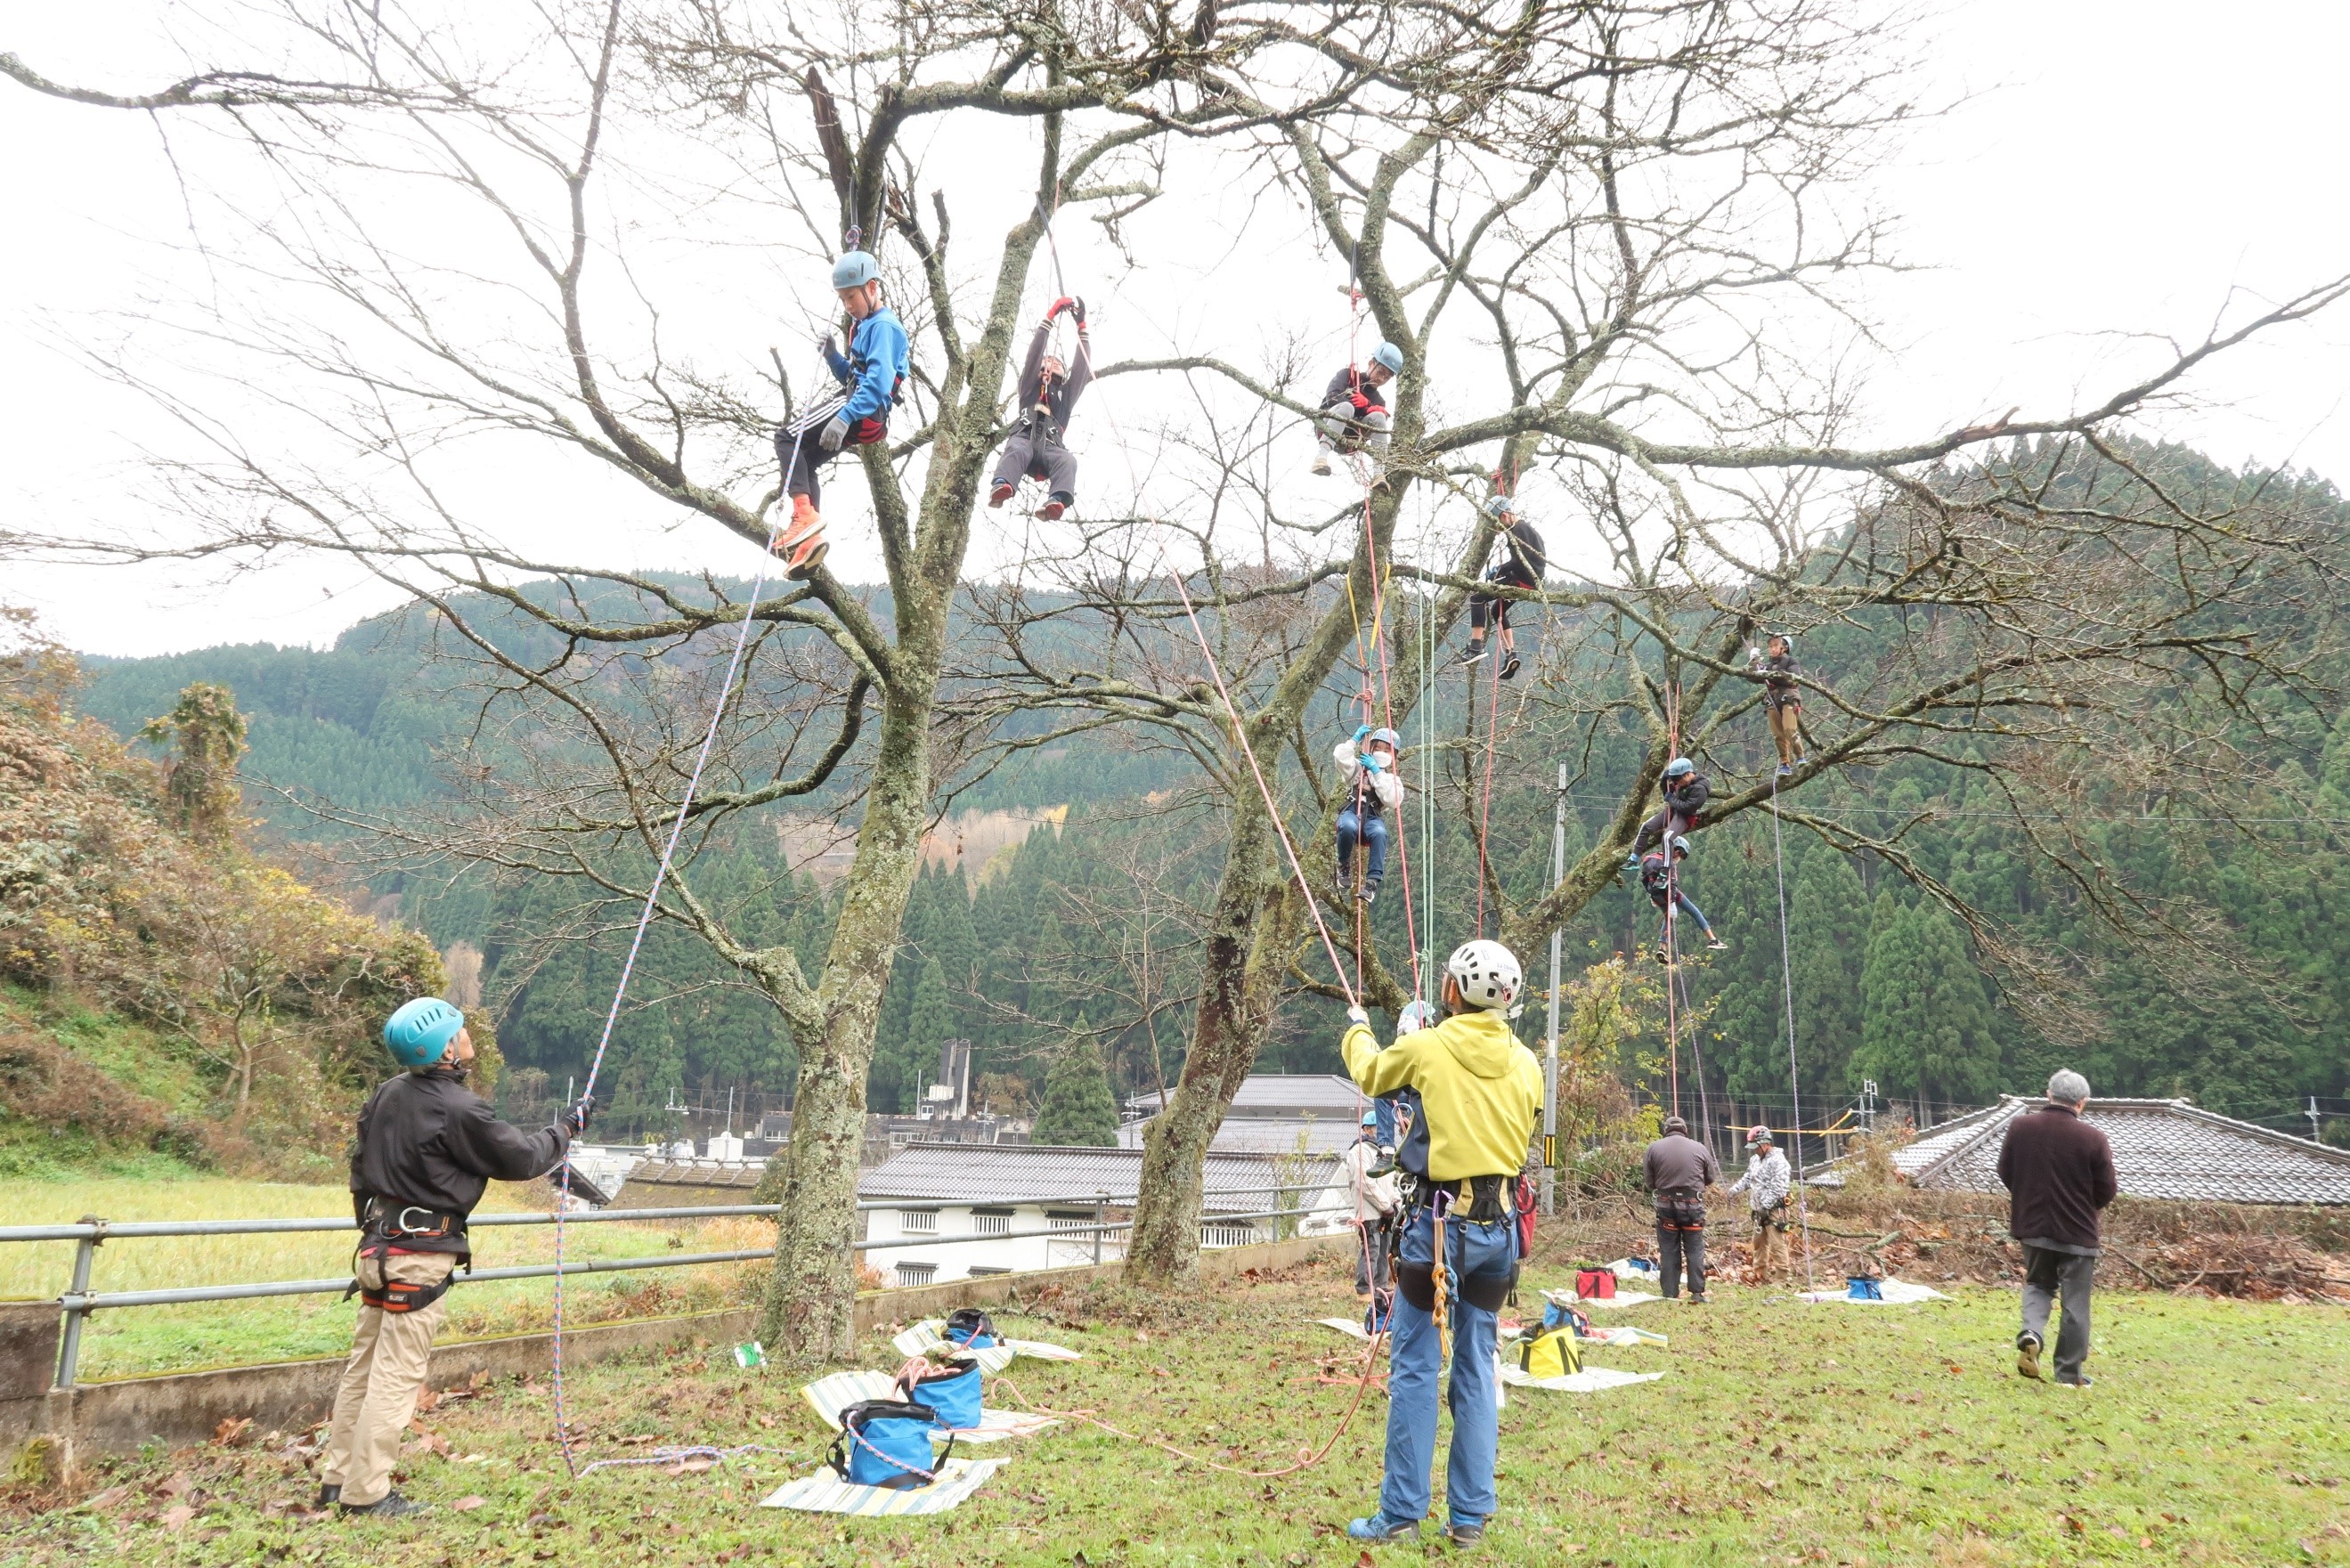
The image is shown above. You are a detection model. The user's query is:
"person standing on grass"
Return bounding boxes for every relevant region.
[1343,1108,1402,1298]
[1727,1125,1793,1283]
[1996,1068,2116,1387]
[1338,940,1543,1548]
[321,998,592,1518]
[1643,1115,1720,1302]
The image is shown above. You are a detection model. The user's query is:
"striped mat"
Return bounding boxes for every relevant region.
[891,1320,1084,1365]
[759,1457,1005,1516]
[801,1369,1059,1442]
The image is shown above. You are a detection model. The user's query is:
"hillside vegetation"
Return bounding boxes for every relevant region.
[0,624,457,1177]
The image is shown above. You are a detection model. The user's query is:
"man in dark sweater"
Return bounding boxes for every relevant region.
[1642,1116,1720,1301]
[1995,1069,2117,1386]
[321,998,591,1517]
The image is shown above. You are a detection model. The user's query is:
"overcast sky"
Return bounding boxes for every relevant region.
[4,0,2346,658]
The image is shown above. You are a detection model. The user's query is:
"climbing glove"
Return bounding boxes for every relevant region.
[1346,1005,1370,1027]
[562,1095,597,1136]
[818,413,851,453]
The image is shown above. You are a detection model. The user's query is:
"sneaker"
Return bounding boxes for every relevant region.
[785,534,829,581]
[1346,1512,1419,1541]
[315,1483,341,1508]
[1446,1518,1486,1546]
[1654,944,1672,965]
[340,1492,432,1519]
[1334,867,1352,899]
[1706,936,1728,951]
[1622,853,1641,873]
[988,482,1015,508]
[1454,646,1488,670]
[1310,451,1334,477]
[1035,500,1067,521]
[1498,654,1520,681]
[2015,1334,2043,1381]
[1793,754,1809,768]
[1357,882,1378,906]
[773,493,822,553]
[2056,1377,2094,1389]
[1775,763,1793,778]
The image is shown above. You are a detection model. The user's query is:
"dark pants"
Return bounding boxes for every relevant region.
[1655,1198,1707,1299]
[776,413,885,506]
[2020,1245,2095,1382]
[991,427,1078,504]
[1354,1217,1392,1295]
[1468,569,1536,634]
[1634,806,1699,855]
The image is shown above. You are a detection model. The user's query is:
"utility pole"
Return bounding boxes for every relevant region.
[1541,760,1566,1215]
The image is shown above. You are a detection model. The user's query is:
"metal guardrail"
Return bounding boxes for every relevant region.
[16,1185,1333,1389]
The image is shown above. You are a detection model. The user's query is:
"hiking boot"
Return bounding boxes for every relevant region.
[1346,1512,1419,1541]
[1446,1517,1486,1546]
[1036,499,1067,522]
[988,482,1016,508]
[773,493,822,554]
[1498,653,1520,681]
[341,1492,431,1520]
[315,1483,341,1508]
[1310,450,1334,477]
[2015,1333,2043,1381]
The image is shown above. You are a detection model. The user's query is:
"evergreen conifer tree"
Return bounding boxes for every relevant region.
[1031,1024,1119,1146]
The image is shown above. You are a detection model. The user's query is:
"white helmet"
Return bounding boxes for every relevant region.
[1444,939,1522,1011]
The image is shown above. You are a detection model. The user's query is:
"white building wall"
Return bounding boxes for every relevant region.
[869,1184,1354,1288]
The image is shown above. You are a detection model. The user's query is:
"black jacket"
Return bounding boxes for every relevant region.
[1995,1103,2118,1253]
[1754,651,1801,707]
[1319,365,1388,414]
[349,1068,573,1259]
[1015,320,1092,440]
[1487,521,1547,588]
[1660,771,1711,820]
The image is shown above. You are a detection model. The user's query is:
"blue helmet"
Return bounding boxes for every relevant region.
[1370,341,1405,375]
[1396,998,1439,1036]
[1484,493,1517,519]
[1663,756,1695,779]
[831,250,880,289]
[1366,727,1402,752]
[383,997,464,1069]
[1360,1108,1378,1128]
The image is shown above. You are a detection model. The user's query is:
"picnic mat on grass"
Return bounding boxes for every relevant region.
[890,1320,1081,1367]
[1798,1279,1948,1305]
[1500,1364,1664,1393]
[759,1457,1005,1515]
[801,1370,1059,1442]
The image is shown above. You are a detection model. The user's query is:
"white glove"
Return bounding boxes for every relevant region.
[818,414,851,452]
[1346,1005,1370,1027]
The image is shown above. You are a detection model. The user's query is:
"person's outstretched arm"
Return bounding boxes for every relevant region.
[443,1096,573,1182]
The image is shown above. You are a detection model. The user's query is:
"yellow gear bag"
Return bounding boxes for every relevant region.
[1517,1323,1582,1379]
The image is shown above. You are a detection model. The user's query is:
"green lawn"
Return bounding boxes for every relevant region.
[9,1251,2347,1565]
[0,1178,766,1379]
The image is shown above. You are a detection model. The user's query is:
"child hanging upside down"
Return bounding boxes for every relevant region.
[1333,725,1403,905]
[770,250,910,581]
[989,297,1092,522]
[1310,342,1405,478]
[1630,756,1711,859]
[1456,494,1548,681]
[1748,631,1807,776]
[1639,835,1727,959]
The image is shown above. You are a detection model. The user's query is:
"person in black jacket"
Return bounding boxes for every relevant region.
[988,297,1092,521]
[1309,341,1403,478]
[1455,495,1547,681]
[1631,757,1711,857]
[319,997,590,1518]
[1995,1069,2117,1386]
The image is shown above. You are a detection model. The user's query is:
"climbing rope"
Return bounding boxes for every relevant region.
[1658,684,1684,1125]
[1768,774,1818,1289]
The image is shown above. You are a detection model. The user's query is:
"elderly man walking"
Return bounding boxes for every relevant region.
[1727,1125,1793,1283]
[1996,1069,2117,1387]
[1643,1115,1720,1302]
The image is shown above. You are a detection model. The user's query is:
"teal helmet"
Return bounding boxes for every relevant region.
[1663,756,1695,779]
[831,250,880,289]
[1367,726,1402,752]
[1395,998,1439,1036]
[383,997,464,1069]
[1484,493,1517,519]
[1370,341,1405,375]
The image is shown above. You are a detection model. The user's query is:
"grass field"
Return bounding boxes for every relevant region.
[8,1247,2346,1565]
[0,1179,766,1379]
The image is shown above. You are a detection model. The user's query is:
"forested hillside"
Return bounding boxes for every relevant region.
[68,445,2350,1150]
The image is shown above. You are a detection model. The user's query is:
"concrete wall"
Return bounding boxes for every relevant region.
[3,1232,1347,1464]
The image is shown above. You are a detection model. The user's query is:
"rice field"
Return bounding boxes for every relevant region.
[0,1178,770,1380]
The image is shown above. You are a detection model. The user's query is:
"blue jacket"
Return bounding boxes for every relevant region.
[824,308,911,423]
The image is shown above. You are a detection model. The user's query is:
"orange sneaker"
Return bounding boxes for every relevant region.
[989,482,1015,508]
[773,494,821,554]
[785,533,828,581]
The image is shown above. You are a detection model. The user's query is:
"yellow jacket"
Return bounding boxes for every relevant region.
[1341,1010,1543,1181]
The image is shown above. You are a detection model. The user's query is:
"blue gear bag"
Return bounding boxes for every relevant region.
[831,1399,949,1489]
[895,1355,984,1429]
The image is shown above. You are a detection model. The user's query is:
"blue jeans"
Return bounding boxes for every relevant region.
[1652,892,1711,938]
[1380,1204,1515,1527]
[1338,810,1389,886]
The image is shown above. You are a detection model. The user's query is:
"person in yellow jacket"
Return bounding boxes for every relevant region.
[1339,939,1542,1548]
